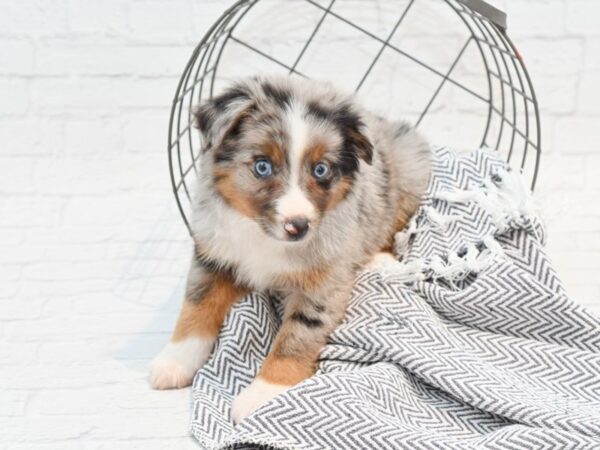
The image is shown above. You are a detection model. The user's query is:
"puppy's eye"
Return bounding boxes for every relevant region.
[254,159,273,178]
[313,161,330,180]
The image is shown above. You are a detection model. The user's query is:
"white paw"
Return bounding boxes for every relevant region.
[231,377,290,424]
[365,252,398,271]
[149,337,214,390]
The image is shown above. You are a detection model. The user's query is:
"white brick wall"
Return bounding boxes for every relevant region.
[0,1,598,448]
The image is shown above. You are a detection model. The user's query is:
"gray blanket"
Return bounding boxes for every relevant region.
[190,147,600,449]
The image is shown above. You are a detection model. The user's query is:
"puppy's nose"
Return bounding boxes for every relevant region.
[283,217,310,240]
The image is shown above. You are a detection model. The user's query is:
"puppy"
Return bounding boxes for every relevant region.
[150,76,431,423]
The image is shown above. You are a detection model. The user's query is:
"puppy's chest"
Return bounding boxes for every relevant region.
[195,210,315,291]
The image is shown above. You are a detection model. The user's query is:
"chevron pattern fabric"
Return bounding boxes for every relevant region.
[191,147,600,450]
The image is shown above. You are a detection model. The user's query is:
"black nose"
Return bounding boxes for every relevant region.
[283,217,310,240]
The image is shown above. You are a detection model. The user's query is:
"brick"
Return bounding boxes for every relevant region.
[128,0,197,42]
[24,227,115,245]
[584,155,600,191]
[0,391,28,416]
[42,243,107,262]
[3,442,84,450]
[64,118,123,156]
[0,118,63,157]
[538,115,557,155]
[4,312,173,340]
[0,79,29,115]
[84,383,188,412]
[0,282,19,299]
[0,39,35,75]
[0,158,36,194]
[576,232,600,251]
[0,0,68,35]
[0,264,23,283]
[577,73,600,114]
[506,1,565,37]
[0,416,94,441]
[122,110,170,153]
[83,437,199,450]
[536,154,586,192]
[0,343,38,365]
[31,78,176,111]
[38,341,109,364]
[0,363,126,389]
[566,0,600,35]
[555,117,600,154]
[30,158,168,198]
[549,251,600,270]
[584,38,600,72]
[88,411,192,439]
[61,196,135,227]
[517,38,584,77]
[29,388,111,415]
[22,260,128,282]
[67,0,128,33]
[18,279,113,299]
[0,297,42,319]
[35,40,192,77]
[563,195,600,218]
[0,229,25,246]
[0,197,63,227]
[0,244,49,264]
[71,293,152,315]
[553,268,600,290]
[535,75,578,115]
[547,214,600,233]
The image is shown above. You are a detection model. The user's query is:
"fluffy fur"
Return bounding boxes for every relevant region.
[150,76,431,423]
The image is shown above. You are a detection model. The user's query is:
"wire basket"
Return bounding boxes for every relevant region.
[168,0,541,234]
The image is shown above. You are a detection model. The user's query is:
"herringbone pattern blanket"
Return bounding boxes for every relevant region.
[191,147,600,449]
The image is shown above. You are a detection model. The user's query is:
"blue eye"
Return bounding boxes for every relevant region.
[254,159,273,178]
[313,161,330,179]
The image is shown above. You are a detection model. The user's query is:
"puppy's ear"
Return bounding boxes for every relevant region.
[193,85,252,152]
[348,127,373,165]
[334,105,374,166]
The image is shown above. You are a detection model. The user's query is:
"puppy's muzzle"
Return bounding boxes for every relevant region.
[283,217,310,241]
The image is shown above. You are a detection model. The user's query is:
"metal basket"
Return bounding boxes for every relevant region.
[168,0,541,234]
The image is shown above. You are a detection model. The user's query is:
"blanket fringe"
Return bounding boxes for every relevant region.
[434,168,537,233]
[384,168,535,284]
[382,239,503,285]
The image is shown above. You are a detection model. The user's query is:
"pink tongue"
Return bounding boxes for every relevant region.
[284,223,298,235]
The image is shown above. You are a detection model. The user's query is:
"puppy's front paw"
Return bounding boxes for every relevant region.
[231,377,290,424]
[365,251,398,271]
[149,337,214,390]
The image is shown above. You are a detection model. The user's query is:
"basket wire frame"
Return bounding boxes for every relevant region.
[168,0,541,235]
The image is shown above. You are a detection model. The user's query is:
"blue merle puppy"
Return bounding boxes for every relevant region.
[150,75,432,423]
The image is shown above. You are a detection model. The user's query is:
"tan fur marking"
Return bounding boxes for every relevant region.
[380,193,422,253]
[273,265,330,291]
[259,354,317,386]
[304,174,353,215]
[261,140,284,166]
[348,128,373,163]
[173,272,248,341]
[304,141,328,164]
[379,241,394,254]
[325,176,353,211]
[214,168,259,218]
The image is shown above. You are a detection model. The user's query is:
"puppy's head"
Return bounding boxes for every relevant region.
[194,76,372,242]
